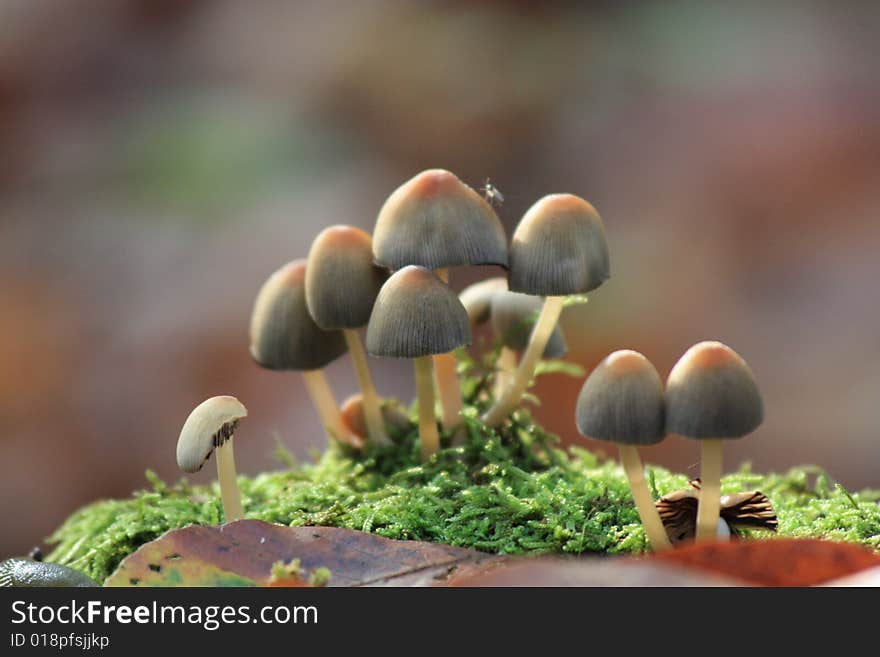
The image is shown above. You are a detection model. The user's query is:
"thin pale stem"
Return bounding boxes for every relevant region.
[414,356,440,461]
[343,329,390,445]
[482,295,565,426]
[302,369,362,448]
[431,268,464,431]
[494,346,517,399]
[619,445,672,551]
[215,437,244,522]
[696,439,723,540]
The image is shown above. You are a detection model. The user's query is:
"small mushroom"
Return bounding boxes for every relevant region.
[490,289,568,398]
[459,276,508,325]
[665,341,764,541]
[655,479,778,545]
[177,395,247,522]
[575,350,671,551]
[483,193,609,426]
[305,225,391,445]
[366,265,471,460]
[249,260,360,447]
[340,393,413,444]
[374,169,508,432]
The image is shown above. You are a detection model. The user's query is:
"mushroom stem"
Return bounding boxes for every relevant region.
[301,369,361,448]
[494,346,517,399]
[431,268,465,430]
[342,329,391,445]
[483,295,566,426]
[619,445,671,551]
[215,437,244,522]
[414,355,440,461]
[696,439,723,540]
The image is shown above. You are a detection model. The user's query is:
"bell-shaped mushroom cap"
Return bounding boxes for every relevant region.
[509,194,610,296]
[249,260,347,371]
[373,169,509,270]
[575,350,665,446]
[305,225,388,330]
[459,277,508,325]
[665,341,764,440]
[490,290,568,358]
[177,395,247,473]
[366,265,472,358]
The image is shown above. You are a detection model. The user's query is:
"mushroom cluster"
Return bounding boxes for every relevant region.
[172,167,767,554]
[574,342,765,551]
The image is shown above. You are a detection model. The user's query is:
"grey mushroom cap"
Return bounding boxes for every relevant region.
[460,277,508,325]
[575,350,665,446]
[176,395,248,473]
[509,194,610,296]
[490,290,568,358]
[250,260,348,371]
[366,265,472,358]
[305,225,388,330]
[373,169,509,270]
[665,341,764,440]
[1,559,98,587]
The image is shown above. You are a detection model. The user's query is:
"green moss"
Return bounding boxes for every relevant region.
[45,353,880,584]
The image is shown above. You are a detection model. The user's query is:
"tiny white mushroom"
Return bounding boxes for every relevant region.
[177,395,247,522]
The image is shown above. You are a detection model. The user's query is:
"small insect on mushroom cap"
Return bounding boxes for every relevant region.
[305,225,388,331]
[665,341,764,440]
[481,179,505,207]
[490,290,568,358]
[366,265,472,358]
[575,350,665,446]
[509,193,610,297]
[373,168,509,270]
[177,396,247,474]
[459,277,508,325]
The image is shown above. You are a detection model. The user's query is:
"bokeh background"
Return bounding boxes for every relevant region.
[2,0,879,558]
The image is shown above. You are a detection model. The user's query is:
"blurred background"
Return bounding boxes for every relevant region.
[2,0,879,558]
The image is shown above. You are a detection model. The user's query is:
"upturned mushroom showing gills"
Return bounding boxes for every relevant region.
[483,193,609,426]
[249,260,359,447]
[575,350,671,551]
[665,341,764,541]
[177,395,248,522]
[366,265,471,461]
[373,169,508,432]
[305,225,390,446]
[490,289,568,398]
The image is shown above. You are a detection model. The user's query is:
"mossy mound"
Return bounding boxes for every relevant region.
[47,405,880,584]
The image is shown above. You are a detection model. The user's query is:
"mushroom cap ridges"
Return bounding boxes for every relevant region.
[373,169,509,270]
[665,341,764,439]
[459,277,508,325]
[575,350,665,446]
[490,290,568,358]
[366,265,472,358]
[249,260,347,371]
[305,225,388,329]
[177,395,247,473]
[509,194,610,296]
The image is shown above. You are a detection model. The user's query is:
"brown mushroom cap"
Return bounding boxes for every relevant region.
[366,265,471,358]
[373,169,509,270]
[340,393,413,440]
[177,395,247,473]
[575,350,665,445]
[305,225,388,330]
[665,341,764,439]
[249,260,347,371]
[509,194,610,296]
[459,277,508,325]
[490,290,568,358]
